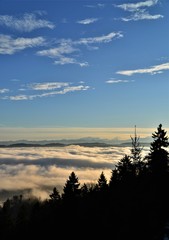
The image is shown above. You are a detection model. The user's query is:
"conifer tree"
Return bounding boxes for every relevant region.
[97,171,108,191]
[80,183,89,197]
[130,126,144,176]
[115,155,134,182]
[49,187,60,202]
[146,124,169,175]
[109,168,119,189]
[62,172,80,200]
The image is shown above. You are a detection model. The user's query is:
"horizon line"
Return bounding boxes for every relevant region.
[0,126,166,141]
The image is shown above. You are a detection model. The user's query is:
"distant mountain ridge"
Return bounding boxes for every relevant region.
[0,136,151,148]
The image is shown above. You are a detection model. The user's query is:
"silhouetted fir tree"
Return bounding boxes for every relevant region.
[49,187,60,203]
[109,168,119,190]
[62,171,80,200]
[80,183,89,197]
[146,124,169,176]
[141,125,169,240]
[97,171,108,191]
[115,154,134,183]
[130,125,145,176]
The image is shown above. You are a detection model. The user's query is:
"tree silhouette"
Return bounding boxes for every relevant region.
[115,154,134,182]
[130,125,145,176]
[80,183,89,197]
[146,124,169,176]
[109,168,119,189]
[97,171,108,191]
[49,187,60,202]
[62,171,80,200]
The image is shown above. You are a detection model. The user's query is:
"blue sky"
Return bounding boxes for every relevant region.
[0,0,169,140]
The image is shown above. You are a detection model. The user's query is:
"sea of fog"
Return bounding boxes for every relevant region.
[0,145,150,205]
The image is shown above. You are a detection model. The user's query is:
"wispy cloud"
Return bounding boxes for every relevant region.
[37,42,88,67]
[106,79,134,84]
[121,9,163,21]
[85,3,105,8]
[0,13,55,32]
[10,79,20,82]
[77,31,123,45]
[117,62,169,76]
[37,43,77,58]
[29,82,69,90]
[115,0,163,21]
[8,95,29,101]
[77,18,98,25]
[0,88,9,93]
[60,85,90,94]
[0,34,45,55]
[2,82,90,101]
[37,31,122,66]
[54,57,88,67]
[97,3,105,8]
[115,0,159,12]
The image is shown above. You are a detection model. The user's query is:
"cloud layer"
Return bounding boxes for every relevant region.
[0,145,149,203]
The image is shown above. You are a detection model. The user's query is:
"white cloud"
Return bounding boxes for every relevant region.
[115,0,159,12]
[121,9,163,21]
[78,31,123,45]
[37,42,88,66]
[34,85,90,97]
[106,79,134,83]
[77,18,98,25]
[117,62,169,76]
[0,13,55,32]
[9,95,29,101]
[115,0,163,21]
[78,62,89,67]
[97,4,105,8]
[54,57,88,67]
[37,44,78,58]
[59,85,90,94]
[54,56,75,65]
[85,3,105,8]
[3,83,90,101]
[37,32,122,66]
[30,82,69,90]
[0,34,45,55]
[0,88,9,93]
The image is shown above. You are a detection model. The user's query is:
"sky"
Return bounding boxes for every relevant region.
[0,0,169,140]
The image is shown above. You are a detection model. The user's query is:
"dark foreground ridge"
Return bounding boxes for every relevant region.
[0,124,169,240]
